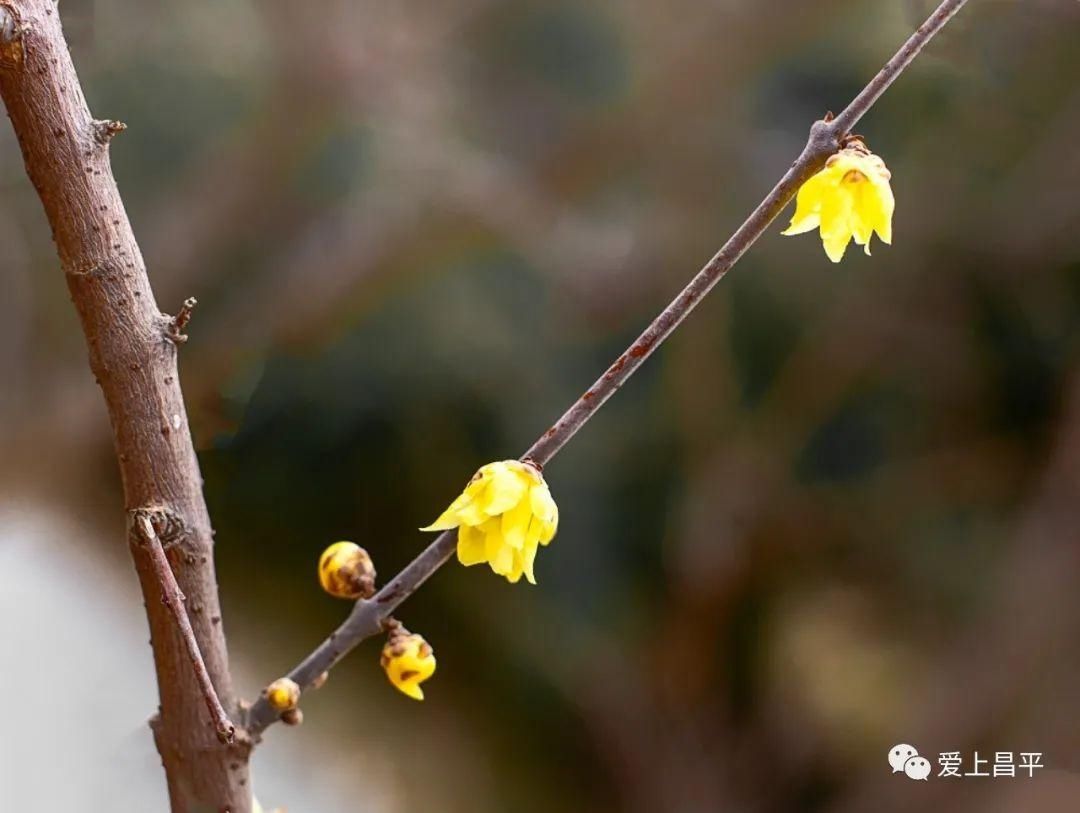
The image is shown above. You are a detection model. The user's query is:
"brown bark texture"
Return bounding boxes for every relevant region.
[0,2,251,810]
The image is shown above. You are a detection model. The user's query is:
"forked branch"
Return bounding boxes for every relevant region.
[134,512,236,743]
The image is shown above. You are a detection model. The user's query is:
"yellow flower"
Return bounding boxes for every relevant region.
[381,626,436,701]
[422,460,558,584]
[318,541,376,599]
[782,141,894,263]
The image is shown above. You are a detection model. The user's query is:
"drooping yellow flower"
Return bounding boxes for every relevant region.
[381,625,436,701]
[422,459,558,584]
[783,140,894,263]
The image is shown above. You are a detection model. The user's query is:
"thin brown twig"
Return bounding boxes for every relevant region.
[135,513,236,743]
[246,0,970,736]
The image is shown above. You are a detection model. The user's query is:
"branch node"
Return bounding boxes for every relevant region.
[806,117,843,161]
[130,506,188,551]
[92,118,127,145]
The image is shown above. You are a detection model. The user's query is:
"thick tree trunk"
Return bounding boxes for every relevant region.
[0,2,251,810]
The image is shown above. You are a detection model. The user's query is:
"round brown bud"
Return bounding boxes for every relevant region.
[318,541,376,599]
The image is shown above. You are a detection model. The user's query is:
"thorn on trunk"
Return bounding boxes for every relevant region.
[93,119,127,145]
[167,297,197,343]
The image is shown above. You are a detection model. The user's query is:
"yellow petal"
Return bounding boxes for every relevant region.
[525,514,544,548]
[819,185,854,263]
[538,517,557,545]
[782,171,828,235]
[500,494,532,549]
[490,542,515,576]
[539,500,559,544]
[529,483,557,522]
[456,524,487,566]
[782,212,820,237]
[522,541,539,585]
[482,463,528,515]
[455,495,490,526]
[482,520,515,575]
[421,467,493,530]
[851,186,875,255]
[823,229,851,263]
[504,549,525,583]
[420,508,462,532]
[872,183,894,245]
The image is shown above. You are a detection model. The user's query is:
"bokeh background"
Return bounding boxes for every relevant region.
[3,0,1080,810]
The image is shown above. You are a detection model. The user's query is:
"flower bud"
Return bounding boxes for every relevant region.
[265,677,300,712]
[380,623,436,701]
[281,707,304,726]
[318,541,376,599]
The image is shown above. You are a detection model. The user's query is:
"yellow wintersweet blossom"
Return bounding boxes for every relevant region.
[422,460,558,584]
[782,140,894,263]
[381,626,436,701]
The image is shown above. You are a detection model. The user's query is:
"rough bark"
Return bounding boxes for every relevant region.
[0,2,251,810]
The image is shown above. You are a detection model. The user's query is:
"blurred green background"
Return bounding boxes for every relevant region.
[3,1,1080,811]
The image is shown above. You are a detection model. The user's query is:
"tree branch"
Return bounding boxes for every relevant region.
[0,2,251,810]
[247,0,970,736]
[134,512,236,743]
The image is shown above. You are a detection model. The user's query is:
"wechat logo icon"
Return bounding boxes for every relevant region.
[889,744,930,780]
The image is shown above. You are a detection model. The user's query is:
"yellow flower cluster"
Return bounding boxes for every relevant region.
[783,141,894,263]
[422,459,558,584]
[381,626,436,701]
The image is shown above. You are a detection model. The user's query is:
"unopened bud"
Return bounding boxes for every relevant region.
[380,623,436,701]
[265,677,300,712]
[318,541,376,599]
